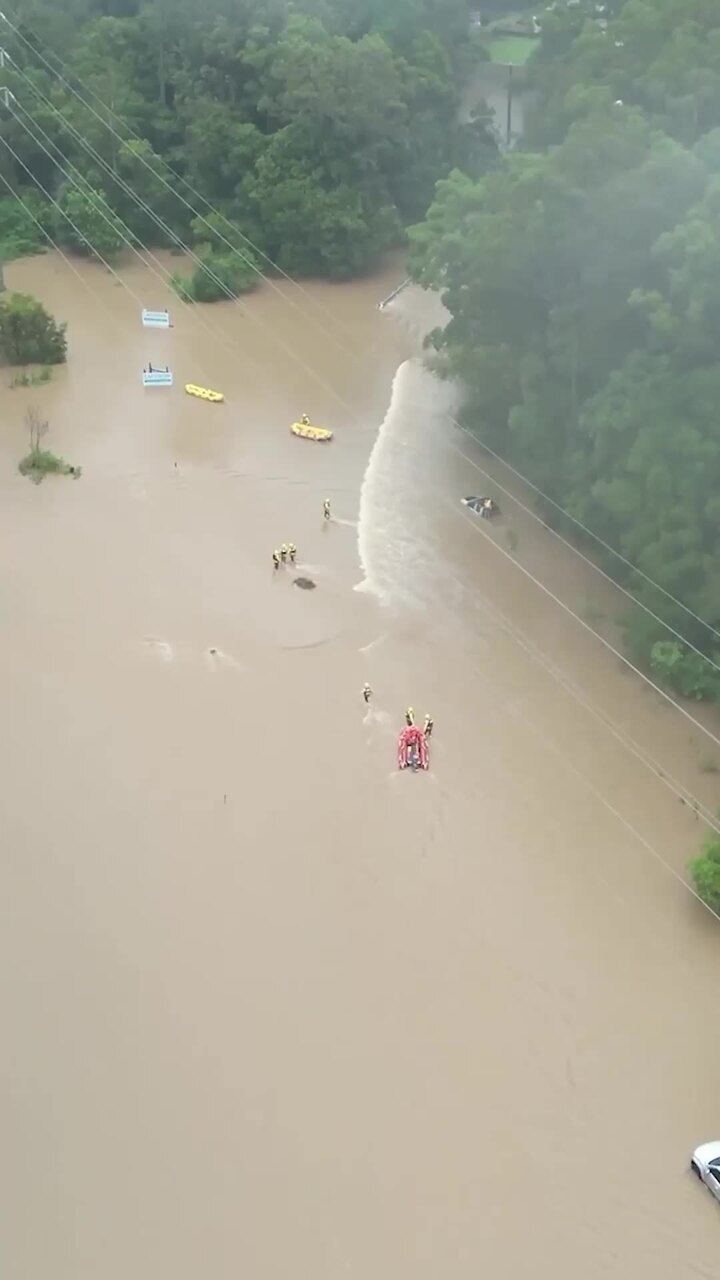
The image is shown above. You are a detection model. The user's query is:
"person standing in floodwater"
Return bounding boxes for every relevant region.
[423,713,434,737]
[363,683,372,704]
[323,499,331,520]
[272,550,280,571]
[288,543,297,564]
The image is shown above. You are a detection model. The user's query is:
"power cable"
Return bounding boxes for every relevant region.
[454,610,720,926]
[0,123,247,401]
[0,164,140,341]
[6,23,720,800]
[8,9,720,659]
[442,432,720,680]
[453,494,720,751]
[5,64,365,413]
[4,135,717,927]
[2,106,249,385]
[0,8,360,353]
[445,521,720,836]
[9,100,720,770]
[447,413,720,650]
[0,128,155,315]
[6,99,353,400]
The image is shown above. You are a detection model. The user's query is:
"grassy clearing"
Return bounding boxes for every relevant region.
[483,35,538,65]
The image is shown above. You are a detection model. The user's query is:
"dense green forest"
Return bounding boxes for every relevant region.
[410,0,720,700]
[0,0,493,280]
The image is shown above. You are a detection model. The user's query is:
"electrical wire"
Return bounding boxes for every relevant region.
[446,415,720,649]
[9,100,720,767]
[6,101,353,400]
[3,94,717,926]
[1,108,250,385]
[445,514,720,836]
[453,494,720,751]
[4,67,366,414]
[453,609,720,926]
[5,21,720,833]
[0,8,360,353]
[441,431,720,679]
[7,9,720,660]
[0,164,140,340]
[0,129,154,313]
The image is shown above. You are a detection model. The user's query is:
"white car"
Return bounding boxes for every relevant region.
[691,1142,720,1202]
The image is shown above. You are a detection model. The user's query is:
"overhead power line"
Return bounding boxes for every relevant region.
[7,91,720,765]
[455,588,720,927]
[442,432,720,680]
[5,7,720,661]
[4,91,359,407]
[454,494,720,752]
[0,7,359,354]
[0,57,718,930]
[3,36,720,834]
[1,107,253,384]
[4,63,363,409]
[448,416,720,650]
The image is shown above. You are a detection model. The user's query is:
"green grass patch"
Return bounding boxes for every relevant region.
[483,35,538,65]
[18,449,80,484]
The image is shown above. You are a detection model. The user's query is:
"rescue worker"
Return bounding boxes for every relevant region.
[288,543,297,564]
[280,543,288,562]
[301,413,310,426]
[272,549,280,571]
[323,499,331,520]
[405,706,415,727]
[423,713,434,737]
[363,682,372,704]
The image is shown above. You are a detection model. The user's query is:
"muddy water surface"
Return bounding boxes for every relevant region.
[0,252,718,1279]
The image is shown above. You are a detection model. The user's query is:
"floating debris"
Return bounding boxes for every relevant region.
[294,576,316,590]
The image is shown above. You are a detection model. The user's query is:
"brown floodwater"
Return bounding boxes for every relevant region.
[0,251,718,1280]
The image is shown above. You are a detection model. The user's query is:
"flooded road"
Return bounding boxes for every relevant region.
[0,252,718,1279]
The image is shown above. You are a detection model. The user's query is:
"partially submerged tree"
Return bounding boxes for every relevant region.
[55,184,128,259]
[0,292,67,365]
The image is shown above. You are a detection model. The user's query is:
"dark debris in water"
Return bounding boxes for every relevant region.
[294,576,316,590]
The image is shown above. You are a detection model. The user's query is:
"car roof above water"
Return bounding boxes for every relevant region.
[694,1141,720,1165]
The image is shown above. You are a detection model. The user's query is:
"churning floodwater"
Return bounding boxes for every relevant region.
[356,359,462,611]
[0,254,718,1280]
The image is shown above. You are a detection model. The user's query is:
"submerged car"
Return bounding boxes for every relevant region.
[691,1142,720,1202]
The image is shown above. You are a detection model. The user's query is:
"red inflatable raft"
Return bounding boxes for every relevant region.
[398,725,429,771]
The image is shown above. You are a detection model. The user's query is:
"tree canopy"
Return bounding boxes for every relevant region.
[409,0,720,697]
[0,0,492,278]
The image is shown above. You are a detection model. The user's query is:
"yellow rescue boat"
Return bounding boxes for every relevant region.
[290,420,333,442]
[185,383,224,403]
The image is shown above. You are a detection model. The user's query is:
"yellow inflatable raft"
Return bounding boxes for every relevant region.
[185,383,224,403]
[290,420,333,442]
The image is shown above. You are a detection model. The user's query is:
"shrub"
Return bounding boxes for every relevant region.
[10,365,53,388]
[650,639,720,702]
[0,193,49,261]
[171,248,259,303]
[18,405,79,483]
[0,292,67,365]
[690,833,720,913]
